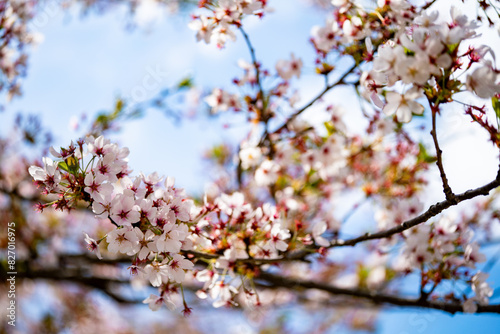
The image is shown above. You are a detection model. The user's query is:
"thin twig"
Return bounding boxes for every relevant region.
[264,62,358,142]
[238,26,265,116]
[422,0,437,10]
[430,106,457,203]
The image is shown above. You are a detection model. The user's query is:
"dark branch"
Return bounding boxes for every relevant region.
[267,62,358,139]
[430,106,456,203]
[422,0,438,10]
[238,26,265,107]
[329,174,500,247]
[17,268,141,304]
[256,271,500,314]
[284,172,500,261]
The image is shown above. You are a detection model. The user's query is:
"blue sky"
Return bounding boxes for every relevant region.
[3,0,500,332]
[3,1,330,193]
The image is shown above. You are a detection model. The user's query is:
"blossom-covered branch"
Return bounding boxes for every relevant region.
[22,0,500,320]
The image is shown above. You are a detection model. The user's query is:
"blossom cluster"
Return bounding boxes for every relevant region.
[24,0,500,319]
[189,0,268,48]
[366,8,499,122]
[189,192,298,307]
[202,52,303,118]
[29,136,198,310]
[310,1,500,124]
[27,126,496,313]
[189,0,498,316]
[0,0,41,100]
[398,215,492,313]
[28,136,333,311]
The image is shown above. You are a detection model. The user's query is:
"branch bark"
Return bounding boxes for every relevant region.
[283,172,500,261]
[256,271,500,314]
[430,105,456,203]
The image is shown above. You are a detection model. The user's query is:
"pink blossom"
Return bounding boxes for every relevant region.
[167,254,194,283]
[84,172,113,202]
[83,232,102,259]
[312,221,330,247]
[383,87,425,123]
[255,160,280,186]
[134,228,158,260]
[28,157,62,192]
[110,192,141,226]
[106,226,139,255]
[143,294,176,311]
[143,260,170,287]
[276,53,303,81]
[188,15,214,44]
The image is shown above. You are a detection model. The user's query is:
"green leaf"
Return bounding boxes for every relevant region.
[324,121,335,136]
[417,143,437,164]
[65,156,79,173]
[58,161,70,173]
[95,113,109,125]
[177,76,193,89]
[447,42,460,53]
[492,95,500,127]
[111,98,125,119]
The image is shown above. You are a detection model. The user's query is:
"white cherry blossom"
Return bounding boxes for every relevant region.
[383,87,425,123]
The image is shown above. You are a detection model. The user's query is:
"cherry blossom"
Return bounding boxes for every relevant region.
[134,228,158,260]
[28,157,62,192]
[109,192,141,226]
[239,144,262,169]
[276,53,303,80]
[143,294,176,311]
[205,88,241,113]
[188,15,214,44]
[156,222,185,253]
[255,159,280,186]
[84,172,113,201]
[166,254,194,283]
[312,221,330,247]
[143,260,170,287]
[106,226,140,255]
[210,280,239,308]
[83,232,102,259]
[383,88,425,123]
[466,65,500,99]
[25,0,500,320]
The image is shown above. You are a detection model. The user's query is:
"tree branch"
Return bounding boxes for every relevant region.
[265,63,358,140]
[14,267,141,304]
[16,254,500,315]
[90,172,500,266]
[238,26,265,107]
[330,174,500,247]
[422,0,438,10]
[284,172,500,261]
[256,271,500,314]
[430,106,456,203]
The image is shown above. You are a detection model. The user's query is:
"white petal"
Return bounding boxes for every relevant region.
[396,104,412,123]
[383,101,399,116]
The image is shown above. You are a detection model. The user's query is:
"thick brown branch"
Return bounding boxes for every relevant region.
[14,268,140,304]
[256,271,500,314]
